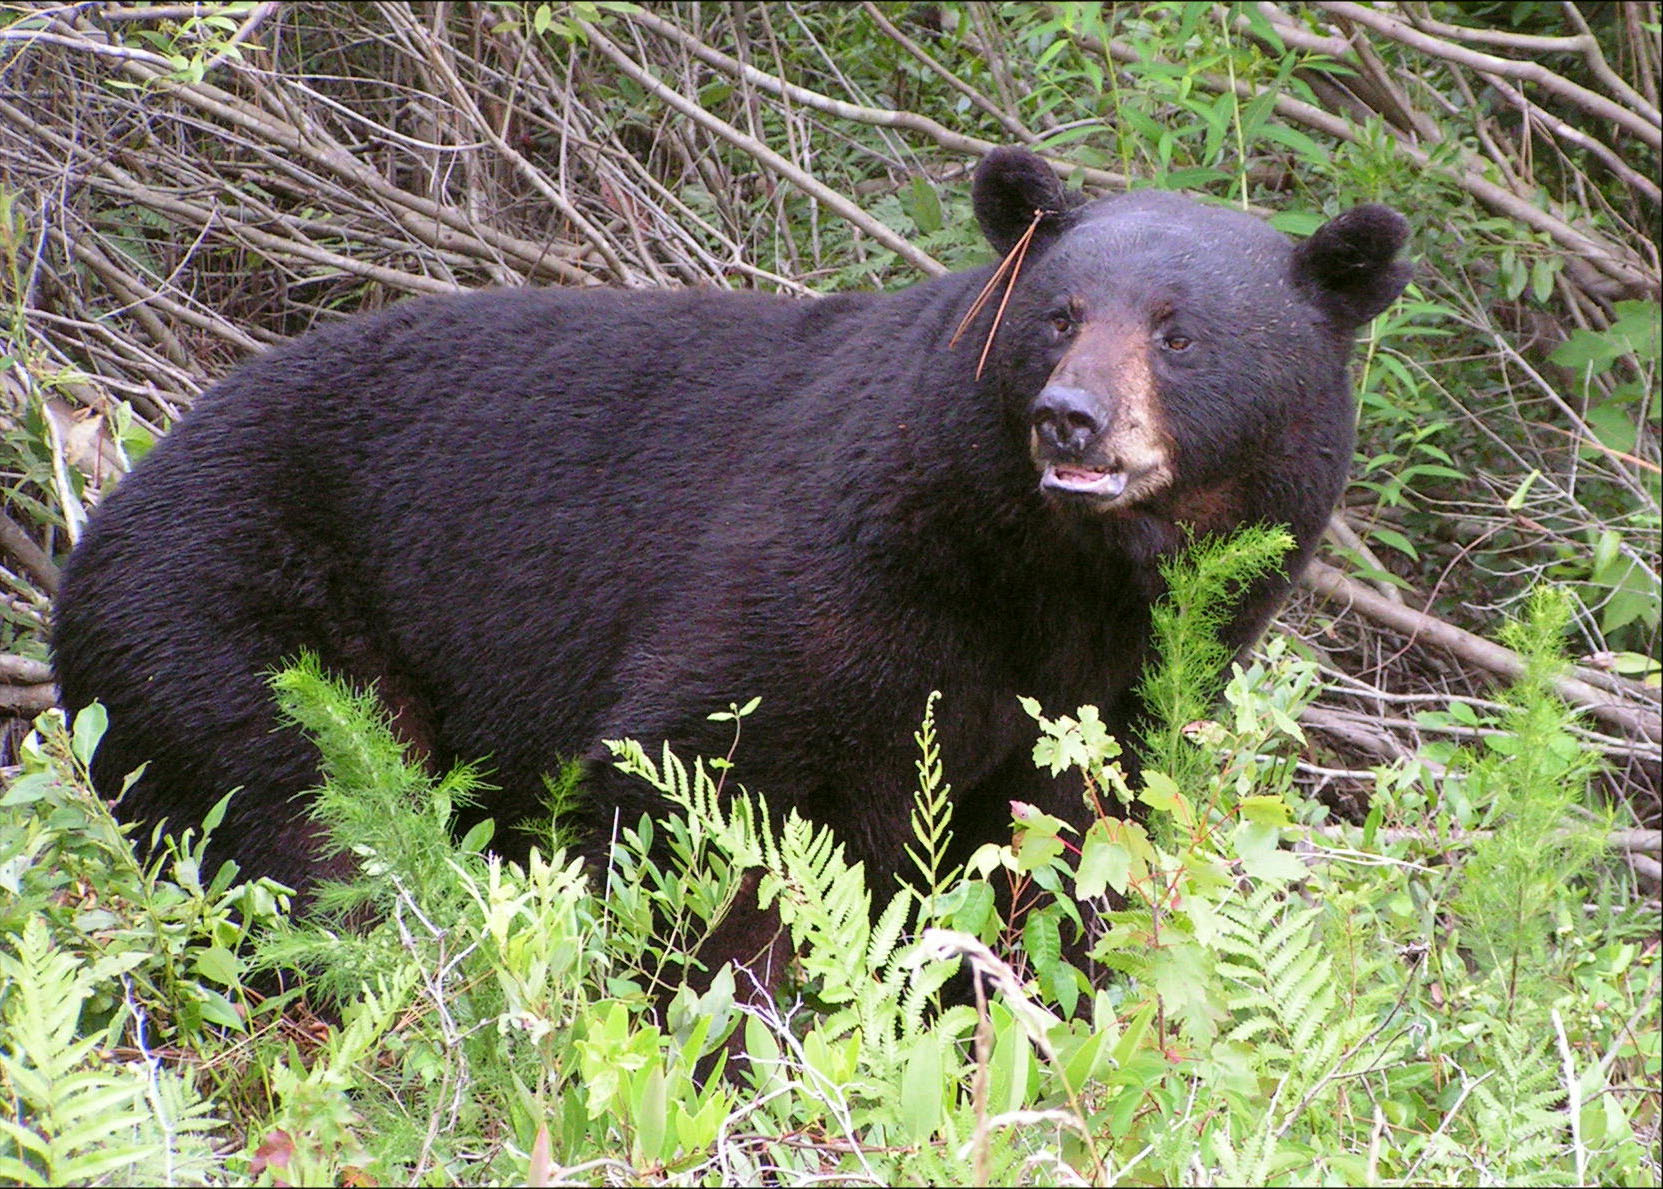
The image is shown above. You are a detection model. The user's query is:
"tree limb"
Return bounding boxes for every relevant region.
[1301,560,1661,743]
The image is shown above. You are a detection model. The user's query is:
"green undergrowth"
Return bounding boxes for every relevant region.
[1,532,1657,1185]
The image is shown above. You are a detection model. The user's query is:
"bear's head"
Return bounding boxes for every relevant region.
[970,147,1411,517]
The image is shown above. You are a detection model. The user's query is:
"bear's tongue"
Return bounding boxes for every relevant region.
[1045,464,1128,499]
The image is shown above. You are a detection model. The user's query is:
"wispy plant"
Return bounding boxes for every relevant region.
[1446,587,1611,1022]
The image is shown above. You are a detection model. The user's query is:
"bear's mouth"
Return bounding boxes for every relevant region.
[1041,463,1129,501]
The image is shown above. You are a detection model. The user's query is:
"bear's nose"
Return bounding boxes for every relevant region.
[1030,385,1102,456]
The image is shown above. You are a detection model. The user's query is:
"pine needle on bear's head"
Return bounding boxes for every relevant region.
[950,207,1052,380]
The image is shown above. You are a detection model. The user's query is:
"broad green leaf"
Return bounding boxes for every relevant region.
[1238,795,1292,827]
[70,703,107,768]
[898,1037,944,1142]
[193,945,241,987]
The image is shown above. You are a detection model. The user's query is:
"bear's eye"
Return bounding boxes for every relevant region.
[1048,312,1075,336]
[1161,332,1194,352]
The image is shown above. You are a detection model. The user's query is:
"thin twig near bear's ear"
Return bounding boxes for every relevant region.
[950,208,1051,380]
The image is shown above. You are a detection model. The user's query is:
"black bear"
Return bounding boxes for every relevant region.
[54,148,1409,971]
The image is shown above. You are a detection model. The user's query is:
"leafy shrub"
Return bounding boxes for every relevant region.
[9,527,1654,1184]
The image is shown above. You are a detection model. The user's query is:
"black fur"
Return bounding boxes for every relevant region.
[1292,203,1413,328]
[54,150,1410,959]
[972,146,1081,255]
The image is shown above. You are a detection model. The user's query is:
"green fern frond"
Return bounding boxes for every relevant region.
[900,960,961,1039]
[1207,1104,1289,1187]
[610,719,978,1082]
[1462,1029,1569,1183]
[1210,886,1362,1094]
[1221,1014,1279,1049]
[0,919,185,1187]
[1261,911,1318,983]
[867,891,912,975]
[905,691,959,915]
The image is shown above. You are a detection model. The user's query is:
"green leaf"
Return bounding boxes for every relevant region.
[1183,887,1223,946]
[193,945,241,987]
[1060,1026,1112,1095]
[946,879,996,937]
[1240,4,1285,52]
[1238,89,1278,145]
[1238,795,1292,827]
[1551,326,1626,374]
[1607,651,1660,680]
[201,790,234,834]
[194,988,245,1031]
[631,1063,669,1163]
[1150,939,1221,1036]
[743,1015,783,1097]
[987,1006,1035,1114]
[1505,470,1540,510]
[1013,808,1066,870]
[1160,167,1233,189]
[1233,820,1304,884]
[70,703,107,769]
[1584,403,1638,456]
[458,818,494,854]
[1531,255,1558,304]
[1369,526,1419,560]
[898,1037,944,1142]
[1023,905,1063,973]
[1483,731,1520,756]
[1598,562,1659,635]
[1361,797,1383,849]
[1076,824,1126,899]
[1,771,51,807]
[1137,769,1183,814]
[1269,210,1326,237]
[1258,121,1329,166]
[899,175,943,235]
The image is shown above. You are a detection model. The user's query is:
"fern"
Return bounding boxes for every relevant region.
[904,690,959,919]
[254,969,424,1185]
[1211,886,1368,1101]
[1460,1029,1569,1185]
[608,738,772,872]
[1206,1109,1293,1188]
[124,1054,224,1187]
[0,918,214,1186]
[606,719,970,1083]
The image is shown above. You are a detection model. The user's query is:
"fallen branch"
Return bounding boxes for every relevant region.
[624,4,1132,194]
[1303,823,1661,855]
[0,654,51,685]
[0,681,53,714]
[0,512,59,596]
[1316,1,1660,151]
[1301,561,1661,744]
[1067,7,1656,300]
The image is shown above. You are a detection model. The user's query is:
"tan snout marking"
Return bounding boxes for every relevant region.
[1048,319,1175,496]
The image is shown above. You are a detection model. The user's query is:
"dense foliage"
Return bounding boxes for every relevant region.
[0,2,1657,1184]
[2,535,1656,1184]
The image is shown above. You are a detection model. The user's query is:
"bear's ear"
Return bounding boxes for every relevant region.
[1292,204,1413,328]
[972,148,1073,256]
